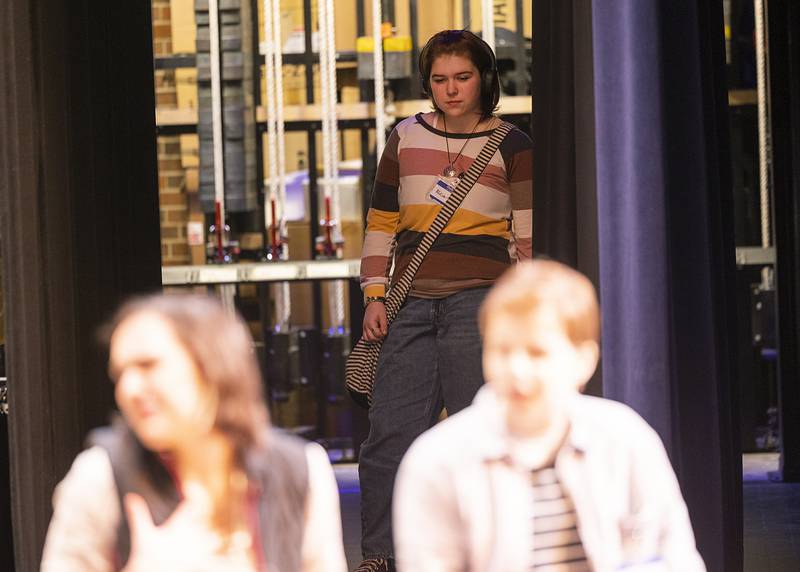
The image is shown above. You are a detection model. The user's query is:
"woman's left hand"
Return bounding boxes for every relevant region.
[362,302,388,342]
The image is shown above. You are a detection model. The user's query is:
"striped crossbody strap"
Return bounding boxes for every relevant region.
[383,121,513,321]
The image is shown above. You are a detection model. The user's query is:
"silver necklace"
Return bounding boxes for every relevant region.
[442,115,481,179]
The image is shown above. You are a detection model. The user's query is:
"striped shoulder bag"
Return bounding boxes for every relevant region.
[345,121,514,409]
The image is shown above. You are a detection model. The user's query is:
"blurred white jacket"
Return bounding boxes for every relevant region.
[394,387,706,572]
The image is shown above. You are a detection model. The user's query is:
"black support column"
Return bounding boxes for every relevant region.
[531,0,599,289]
[0,1,162,569]
[532,0,600,394]
[768,0,800,482]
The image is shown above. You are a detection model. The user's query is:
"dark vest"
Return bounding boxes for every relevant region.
[88,420,309,572]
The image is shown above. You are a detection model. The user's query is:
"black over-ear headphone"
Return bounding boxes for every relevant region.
[418,30,499,113]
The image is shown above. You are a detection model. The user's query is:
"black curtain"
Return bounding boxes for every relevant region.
[593,2,741,571]
[768,0,800,482]
[0,1,162,568]
[532,0,601,395]
[532,1,599,281]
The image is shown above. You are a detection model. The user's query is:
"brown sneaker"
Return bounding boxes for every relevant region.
[353,557,395,572]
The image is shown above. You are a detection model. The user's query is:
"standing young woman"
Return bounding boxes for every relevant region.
[356,30,533,572]
[41,294,346,572]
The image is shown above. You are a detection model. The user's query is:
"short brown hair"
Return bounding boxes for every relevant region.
[108,294,269,453]
[480,260,600,346]
[418,29,500,118]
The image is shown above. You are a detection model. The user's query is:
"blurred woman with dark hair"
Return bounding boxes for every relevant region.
[41,294,346,572]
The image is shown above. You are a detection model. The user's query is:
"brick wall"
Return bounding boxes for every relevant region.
[158,138,190,263]
[153,0,190,266]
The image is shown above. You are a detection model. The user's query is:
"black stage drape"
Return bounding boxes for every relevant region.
[593,2,741,571]
[532,0,601,395]
[768,0,800,482]
[532,1,599,283]
[0,1,162,568]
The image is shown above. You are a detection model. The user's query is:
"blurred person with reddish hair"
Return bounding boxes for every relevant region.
[394,260,705,572]
[41,294,346,572]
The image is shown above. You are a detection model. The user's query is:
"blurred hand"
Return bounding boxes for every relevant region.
[121,487,218,572]
[362,302,388,342]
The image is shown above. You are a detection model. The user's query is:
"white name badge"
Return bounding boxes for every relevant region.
[428,177,457,205]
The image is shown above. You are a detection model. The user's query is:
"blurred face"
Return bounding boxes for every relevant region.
[109,312,214,452]
[483,306,598,416]
[429,53,482,121]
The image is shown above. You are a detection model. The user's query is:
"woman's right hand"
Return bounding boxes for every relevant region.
[121,489,217,572]
[362,302,388,342]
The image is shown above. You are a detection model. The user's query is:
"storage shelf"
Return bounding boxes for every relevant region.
[155,96,533,133]
[729,89,757,107]
[735,246,775,266]
[163,248,772,285]
[154,51,359,70]
[162,258,361,285]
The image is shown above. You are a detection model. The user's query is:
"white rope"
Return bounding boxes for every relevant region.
[333,280,346,333]
[209,0,226,231]
[754,0,771,249]
[271,0,291,330]
[271,281,290,332]
[317,0,345,329]
[328,0,345,329]
[372,0,386,158]
[272,0,288,250]
[481,0,495,51]
[263,0,291,330]
[318,0,340,204]
[326,0,342,228]
[318,0,331,201]
[219,284,237,315]
[263,0,278,230]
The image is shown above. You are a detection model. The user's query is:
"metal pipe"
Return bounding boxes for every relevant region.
[209,0,226,244]
[409,0,421,97]
[272,0,288,251]
[250,0,267,249]
[263,0,279,234]
[372,0,386,158]
[481,0,495,50]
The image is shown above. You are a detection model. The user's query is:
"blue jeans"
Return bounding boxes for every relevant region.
[359,287,489,558]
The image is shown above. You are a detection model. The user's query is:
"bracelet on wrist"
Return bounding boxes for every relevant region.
[364,296,386,307]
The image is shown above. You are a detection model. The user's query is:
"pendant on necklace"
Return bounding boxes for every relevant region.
[443,165,461,178]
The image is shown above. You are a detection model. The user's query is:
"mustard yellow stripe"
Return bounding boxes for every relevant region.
[399,204,511,237]
[367,208,400,233]
[364,283,386,298]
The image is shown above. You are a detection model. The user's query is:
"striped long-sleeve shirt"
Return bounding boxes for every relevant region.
[360,112,533,299]
[530,467,591,571]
